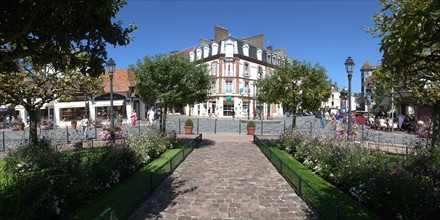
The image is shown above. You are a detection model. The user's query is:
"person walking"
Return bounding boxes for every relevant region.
[131,111,137,126]
[397,113,405,130]
[81,115,89,138]
[207,108,211,119]
[231,109,235,119]
[147,107,155,128]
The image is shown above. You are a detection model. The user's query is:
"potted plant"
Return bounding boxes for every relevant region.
[71,120,77,129]
[184,119,194,135]
[17,121,25,131]
[247,120,256,135]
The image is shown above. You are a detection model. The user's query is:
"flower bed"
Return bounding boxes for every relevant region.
[279,130,440,219]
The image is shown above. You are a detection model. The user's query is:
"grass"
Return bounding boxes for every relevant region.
[260,141,379,220]
[70,141,193,219]
[0,160,6,185]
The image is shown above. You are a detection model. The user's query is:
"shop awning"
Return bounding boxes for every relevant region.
[94,100,125,107]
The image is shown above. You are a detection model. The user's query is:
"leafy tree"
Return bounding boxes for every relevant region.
[132,54,211,133]
[0,60,103,145]
[0,0,136,76]
[369,0,440,145]
[258,61,331,128]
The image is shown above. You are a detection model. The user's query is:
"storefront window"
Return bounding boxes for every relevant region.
[223,104,234,116]
[60,108,86,121]
[95,106,126,120]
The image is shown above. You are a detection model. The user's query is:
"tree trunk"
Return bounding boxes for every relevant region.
[431,100,440,147]
[162,102,168,134]
[291,115,297,129]
[28,108,39,146]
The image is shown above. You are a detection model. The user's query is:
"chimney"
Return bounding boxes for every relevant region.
[267,45,273,51]
[214,25,229,41]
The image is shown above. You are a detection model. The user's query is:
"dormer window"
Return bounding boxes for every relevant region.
[212,43,219,56]
[256,49,262,61]
[266,53,271,64]
[242,44,249,57]
[203,45,210,58]
[189,51,195,62]
[196,48,202,60]
[225,39,234,59]
[273,55,277,65]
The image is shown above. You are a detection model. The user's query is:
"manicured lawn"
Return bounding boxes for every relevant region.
[261,142,379,220]
[70,144,191,219]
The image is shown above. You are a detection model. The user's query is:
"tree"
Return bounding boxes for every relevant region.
[258,61,331,128]
[369,0,440,146]
[132,54,211,133]
[0,0,136,76]
[0,60,103,145]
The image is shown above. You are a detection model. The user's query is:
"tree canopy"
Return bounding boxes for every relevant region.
[258,61,331,127]
[132,54,211,133]
[369,0,440,145]
[0,0,136,76]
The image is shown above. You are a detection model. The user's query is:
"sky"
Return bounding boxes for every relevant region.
[106,0,384,93]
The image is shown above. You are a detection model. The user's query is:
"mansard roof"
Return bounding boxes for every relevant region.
[188,35,292,66]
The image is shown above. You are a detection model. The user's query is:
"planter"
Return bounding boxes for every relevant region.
[71,124,77,129]
[247,127,255,135]
[185,126,193,135]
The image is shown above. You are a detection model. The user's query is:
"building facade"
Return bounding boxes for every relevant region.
[178,26,292,119]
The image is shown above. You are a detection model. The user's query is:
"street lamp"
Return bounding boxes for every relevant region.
[344,56,355,141]
[247,87,250,120]
[106,58,116,142]
[340,88,348,117]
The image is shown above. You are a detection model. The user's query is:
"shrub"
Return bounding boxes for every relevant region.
[279,130,440,219]
[0,139,140,218]
[184,119,193,126]
[128,131,176,166]
[17,121,25,127]
[247,121,256,128]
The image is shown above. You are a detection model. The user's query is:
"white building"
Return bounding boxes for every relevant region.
[321,83,356,115]
[177,26,292,119]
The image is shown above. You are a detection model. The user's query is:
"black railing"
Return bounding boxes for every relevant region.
[253,135,349,220]
[94,134,202,219]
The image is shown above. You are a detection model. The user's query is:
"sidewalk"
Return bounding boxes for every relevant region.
[131,133,315,219]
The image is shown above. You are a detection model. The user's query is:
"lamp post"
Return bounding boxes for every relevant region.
[247,87,250,120]
[106,58,116,142]
[340,88,348,117]
[344,56,355,141]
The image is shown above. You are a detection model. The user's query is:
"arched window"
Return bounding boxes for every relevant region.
[212,43,219,56]
[242,43,249,57]
[203,45,210,58]
[196,48,202,60]
[256,49,262,61]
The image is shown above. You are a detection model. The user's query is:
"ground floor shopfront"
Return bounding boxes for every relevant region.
[184,95,284,119]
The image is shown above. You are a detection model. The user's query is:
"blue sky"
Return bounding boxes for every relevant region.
[106,0,383,92]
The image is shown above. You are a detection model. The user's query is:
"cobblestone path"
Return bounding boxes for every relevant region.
[131,134,316,220]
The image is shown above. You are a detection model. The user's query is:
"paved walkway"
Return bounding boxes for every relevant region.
[130,133,316,220]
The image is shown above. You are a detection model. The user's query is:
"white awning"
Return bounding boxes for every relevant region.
[93,100,125,107]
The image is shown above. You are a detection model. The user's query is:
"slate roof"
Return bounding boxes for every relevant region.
[360,60,375,71]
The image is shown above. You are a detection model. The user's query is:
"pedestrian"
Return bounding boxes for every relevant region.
[131,111,137,126]
[231,109,235,119]
[5,115,10,129]
[208,108,211,119]
[81,115,89,137]
[147,107,155,128]
[397,113,405,130]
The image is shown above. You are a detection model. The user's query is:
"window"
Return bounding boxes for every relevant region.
[60,108,85,121]
[212,43,219,56]
[331,101,334,107]
[225,80,233,93]
[256,49,262,61]
[225,40,234,58]
[211,63,217,76]
[95,106,126,121]
[258,66,263,79]
[225,62,232,76]
[203,45,210,58]
[211,82,217,94]
[332,94,334,99]
[242,44,249,56]
[196,48,202,60]
[243,63,249,76]
[189,51,195,62]
[223,104,234,116]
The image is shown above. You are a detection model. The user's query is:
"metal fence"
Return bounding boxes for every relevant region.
[94,134,202,220]
[254,135,349,220]
[0,116,424,151]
